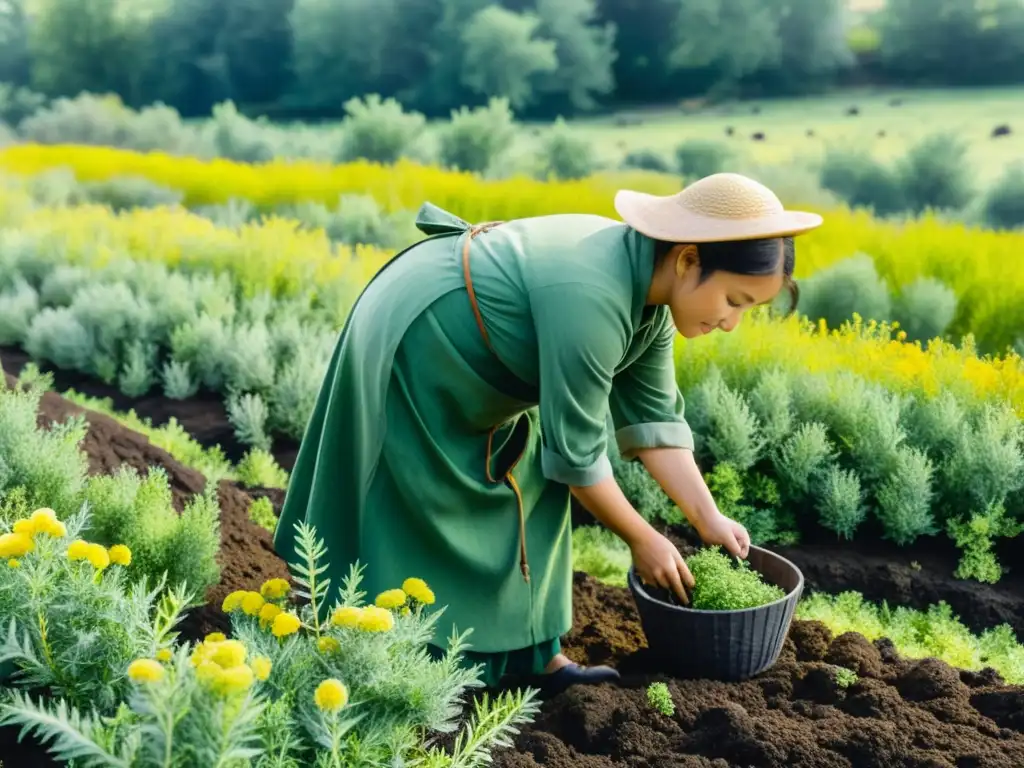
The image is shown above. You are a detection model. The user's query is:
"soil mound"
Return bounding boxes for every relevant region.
[494,572,1024,768]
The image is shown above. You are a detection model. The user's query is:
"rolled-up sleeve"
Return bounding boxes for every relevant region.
[610,313,693,461]
[531,283,630,487]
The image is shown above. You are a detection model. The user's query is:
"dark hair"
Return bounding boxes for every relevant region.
[654,237,799,314]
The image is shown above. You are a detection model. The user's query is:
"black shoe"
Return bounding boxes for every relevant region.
[538,662,621,697]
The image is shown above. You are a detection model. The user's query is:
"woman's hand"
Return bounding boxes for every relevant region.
[628,527,695,604]
[694,512,751,559]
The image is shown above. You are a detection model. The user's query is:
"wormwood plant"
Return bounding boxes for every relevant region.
[221,521,541,767]
[0,504,194,712]
[0,521,539,767]
[686,547,786,611]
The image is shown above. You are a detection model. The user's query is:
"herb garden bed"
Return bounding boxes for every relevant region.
[4,377,1024,767]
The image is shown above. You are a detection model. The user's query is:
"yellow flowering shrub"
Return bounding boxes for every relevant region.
[215,521,539,765]
[675,312,1024,419]
[0,503,193,713]
[4,143,1023,348]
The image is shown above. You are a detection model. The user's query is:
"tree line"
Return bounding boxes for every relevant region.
[0,0,1022,121]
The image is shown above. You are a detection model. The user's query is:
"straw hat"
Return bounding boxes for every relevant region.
[614,172,823,243]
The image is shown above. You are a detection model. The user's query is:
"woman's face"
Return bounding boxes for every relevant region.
[661,244,785,338]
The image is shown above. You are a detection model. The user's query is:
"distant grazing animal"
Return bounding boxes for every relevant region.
[752,131,765,141]
[992,124,1012,138]
[846,106,860,116]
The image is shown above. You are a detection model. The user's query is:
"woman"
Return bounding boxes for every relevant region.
[273,172,823,695]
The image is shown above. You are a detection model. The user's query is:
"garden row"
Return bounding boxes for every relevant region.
[0,365,540,766]
[5,347,1024,767]
[0,160,1020,583]
[2,143,1023,353]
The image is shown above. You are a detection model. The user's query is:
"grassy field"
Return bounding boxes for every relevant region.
[555,86,1023,186]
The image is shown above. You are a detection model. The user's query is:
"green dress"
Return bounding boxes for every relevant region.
[273,203,694,685]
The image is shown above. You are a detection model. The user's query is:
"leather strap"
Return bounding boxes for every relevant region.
[461,221,531,584]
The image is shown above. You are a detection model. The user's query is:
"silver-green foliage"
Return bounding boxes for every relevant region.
[0,371,221,599]
[0,504,194,712]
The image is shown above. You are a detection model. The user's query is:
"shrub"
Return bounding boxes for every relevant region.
[437,97,518,174]
[0,522,541,766]
[622,148,673,174]
[982,163,1024,231]
[675,139,732,179]
[0,504,193,711]
[891,276,958,344]
[896,132,974,215]
[337,94,426,165]
[796,253,892,330]
[208,100,279,163]
[536,117,597,180]
[819,147,907,217]
[686,546,786,610]
[646,682,675,716]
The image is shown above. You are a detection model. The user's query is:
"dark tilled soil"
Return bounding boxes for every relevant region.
[5,367,1024,767]
[493,571,1024,768]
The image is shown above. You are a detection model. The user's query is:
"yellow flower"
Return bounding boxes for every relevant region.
[127,658,165,684]
[195,660,222,686]
[108,544,132,566]
[241,591,266,616]
[330,606,363,628]
[205,632,227,643]
[216,664,255,694]
[259,578,290,600]
[258,603,283,628]
[155,648,173,662]
[271,612,302,638]
[314,678,349,713]
[375,588,407,610]
[85,543,110,570]
[0,532,34,558]
[12,519,35,536]
[250,655,272,681]
[29,508,65,538]
[208,639,247,668]
[66,539,90,560]
[358,606,395,633]
[317,636,340,654]
[221,590,247,613]
[402,577,435,605]
[7,558,19,568]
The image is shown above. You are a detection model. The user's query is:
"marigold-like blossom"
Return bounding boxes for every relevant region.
[241,591,265,616]
[66,539,89,560]
[216,664,254,694]
[358,605,395,633]
[0,532,34,558]
[221,591,247,613]
[29,508,65,538]
[205,632,227,643]
[85,542,109,570]
[250,655,272,681]
[127,658,165,684]
[271,612,301,638]
[331,606,362,628]
[314,678,349,713]
[108,544,132,566]
[156,648,173,662]
[402,577,436,605]
[375,588,407,610]
[259,578,290,600]
[258,603,282,628]
[7,558,19,568]
[208,639,247,668]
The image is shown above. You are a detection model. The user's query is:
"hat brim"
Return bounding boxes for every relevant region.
[614,189,823,243]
